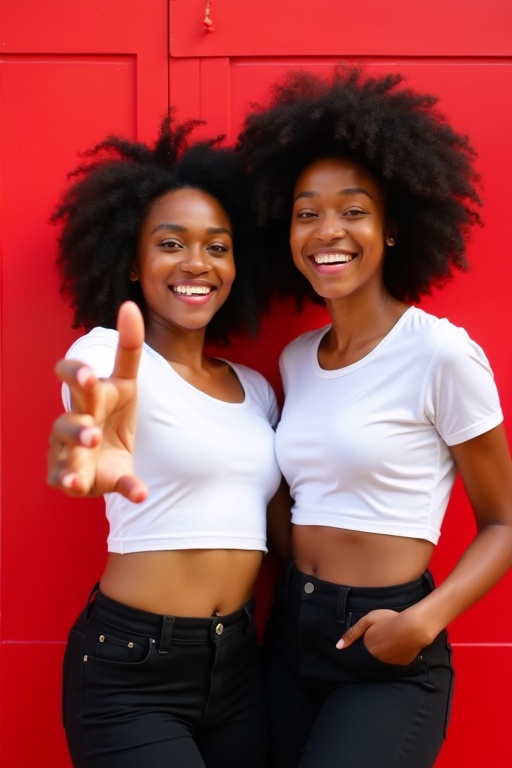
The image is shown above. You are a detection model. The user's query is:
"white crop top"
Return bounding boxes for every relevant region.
[63,328,281,553]
[275,307,503,544]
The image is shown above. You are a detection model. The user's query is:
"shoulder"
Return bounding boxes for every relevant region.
[280,325,329,366]
[228,361,279,423]
[403,307,487,365]
[65,326,119,358]
[64,327,119,378]
[229,360,274,396]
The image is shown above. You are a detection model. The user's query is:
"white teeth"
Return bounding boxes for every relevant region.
[173,285,212,295]
[314,253,354,264]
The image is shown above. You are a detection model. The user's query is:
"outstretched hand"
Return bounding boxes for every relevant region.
[47,301,148,503]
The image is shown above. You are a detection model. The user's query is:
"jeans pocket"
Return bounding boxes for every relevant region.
[84,620,153,666]
[350,636,423,681]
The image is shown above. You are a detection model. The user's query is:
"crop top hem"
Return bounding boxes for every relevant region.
[290,514,441,545]
[108,535,268,554]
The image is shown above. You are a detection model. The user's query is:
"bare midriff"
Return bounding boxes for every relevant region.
[99,549,264,617]
[292,525,434,587]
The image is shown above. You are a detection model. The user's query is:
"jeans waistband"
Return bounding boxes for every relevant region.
[85,585,253,653]
[285,561,434,616]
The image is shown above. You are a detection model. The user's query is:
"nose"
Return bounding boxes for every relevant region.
[315,213,347,241]
[180,246,210,274]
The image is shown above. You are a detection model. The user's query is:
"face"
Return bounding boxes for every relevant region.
[290,157,392,303]
[134,187,235,335]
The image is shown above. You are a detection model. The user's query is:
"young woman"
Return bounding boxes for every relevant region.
[237,67,512,768]
[47,116,281,768]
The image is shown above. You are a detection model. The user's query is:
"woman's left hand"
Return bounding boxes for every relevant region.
[336,608,429,666]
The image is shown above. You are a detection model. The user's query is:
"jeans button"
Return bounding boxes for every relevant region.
[215,623,224,636]
[304,582,314,594]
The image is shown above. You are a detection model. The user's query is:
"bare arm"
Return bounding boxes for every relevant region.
[338,425,512,663]
[267,478,293,561]
[47,301,148,503]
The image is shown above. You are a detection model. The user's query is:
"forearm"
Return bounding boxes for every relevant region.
[410,522,512,643]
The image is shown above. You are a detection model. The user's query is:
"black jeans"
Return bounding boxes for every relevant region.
[264,562,454,768]
[62,587,267,768]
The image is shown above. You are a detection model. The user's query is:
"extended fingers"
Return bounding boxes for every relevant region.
[55,359,102,415]
[113,301,145,380]
[47,414,101,496]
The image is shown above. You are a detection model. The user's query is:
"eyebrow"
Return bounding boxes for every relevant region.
[150,223,233,237]
[294,187,374,202]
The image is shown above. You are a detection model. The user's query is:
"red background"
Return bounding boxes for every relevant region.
[1,0,511,764]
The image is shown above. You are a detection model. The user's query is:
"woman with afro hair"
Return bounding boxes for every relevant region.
[237,66,512,768]
[47,116,282,768]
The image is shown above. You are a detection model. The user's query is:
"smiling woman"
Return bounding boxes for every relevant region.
[47,116,282,768]
[237,66,512,768]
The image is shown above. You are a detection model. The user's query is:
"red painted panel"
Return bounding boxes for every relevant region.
[169,0,512,57]
[435,645,512,768]
[0,2,168,764]
[1,0,511,766]
[0,642,71,767]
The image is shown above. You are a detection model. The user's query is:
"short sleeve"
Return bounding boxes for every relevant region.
[61,328,119,411]
[423,326,503,446]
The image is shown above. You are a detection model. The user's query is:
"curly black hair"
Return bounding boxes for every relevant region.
[52,114,267,343]
[237,66,482,304]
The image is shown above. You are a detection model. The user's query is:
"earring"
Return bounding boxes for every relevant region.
[385,236,396,246]
[129,271,138,282]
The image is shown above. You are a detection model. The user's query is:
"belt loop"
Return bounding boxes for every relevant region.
[85,582,100,621]
[422,570,435,593]
[158,616,174,654]
[242,600,253,631]
[336,586,350,624]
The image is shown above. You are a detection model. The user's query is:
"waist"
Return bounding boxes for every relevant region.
[85,587,254,643]
[292,524,433,586]
[100,549,263,616]
[285,561,434,611]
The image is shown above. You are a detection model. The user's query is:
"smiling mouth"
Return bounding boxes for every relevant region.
[171,285,214,296]
[313,253,355,265]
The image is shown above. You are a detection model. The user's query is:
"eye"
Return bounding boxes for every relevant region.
[295,209,318,219]
[160,238,183,250]
[208,242,231,255]
[342,208,368,217]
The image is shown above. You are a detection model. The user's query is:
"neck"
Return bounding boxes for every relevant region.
[321,291,409,366]
[144,317,209,371]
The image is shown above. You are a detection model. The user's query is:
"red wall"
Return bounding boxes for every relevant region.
[1,0,511,764]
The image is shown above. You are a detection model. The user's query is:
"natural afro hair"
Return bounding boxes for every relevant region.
[237,66,482,305]
[51,114,265,343]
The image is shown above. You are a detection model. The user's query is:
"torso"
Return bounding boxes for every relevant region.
[65,328,281,618]
[100,549,263,616]
[292,526,433,586]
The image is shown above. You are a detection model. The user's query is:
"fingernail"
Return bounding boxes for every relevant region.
[62,474,76,489]
[80,427,99,447]
[76,367,93,387]
[335,639,344,650]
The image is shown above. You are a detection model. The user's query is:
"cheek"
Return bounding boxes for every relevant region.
[289,228,305,270]
[221,258,236,287]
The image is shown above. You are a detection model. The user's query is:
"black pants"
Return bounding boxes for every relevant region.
[264,562,455,768]
[62,587,267,768]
